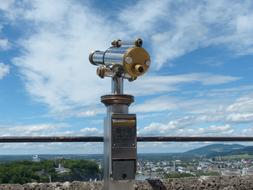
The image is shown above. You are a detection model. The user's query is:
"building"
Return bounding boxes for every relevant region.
[55,163,70,174]
[32,155,40,162]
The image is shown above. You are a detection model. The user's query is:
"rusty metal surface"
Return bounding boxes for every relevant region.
[1,136,253,143]
[101,94,134,106]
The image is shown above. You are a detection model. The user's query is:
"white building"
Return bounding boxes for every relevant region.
[32,155,40,162]
[55,163,70,174]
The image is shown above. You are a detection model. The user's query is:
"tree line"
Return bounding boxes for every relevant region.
[0,159,101,184]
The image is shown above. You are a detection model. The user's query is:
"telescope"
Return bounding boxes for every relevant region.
[89,38,151,81]
[89,38,150,190]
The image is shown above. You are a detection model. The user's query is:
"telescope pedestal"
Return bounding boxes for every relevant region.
[101,95,136,190]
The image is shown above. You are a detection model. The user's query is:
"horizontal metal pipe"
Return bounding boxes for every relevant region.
[0,136,253,143]
[137,136,253,142]
[0,136,104,143]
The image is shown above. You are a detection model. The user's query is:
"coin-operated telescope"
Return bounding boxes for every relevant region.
[89,38,151,190]
[89,38,150,82]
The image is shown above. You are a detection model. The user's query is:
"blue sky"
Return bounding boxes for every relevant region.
[0,0,253,154]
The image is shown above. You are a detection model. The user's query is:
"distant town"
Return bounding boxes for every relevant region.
[136,156,253,179]
[136,143,253,179]
[1,143,253,183]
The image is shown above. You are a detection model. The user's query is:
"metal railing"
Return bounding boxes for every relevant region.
[1,136,253,143]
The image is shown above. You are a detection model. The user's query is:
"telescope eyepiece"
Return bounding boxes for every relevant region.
[89,50,104,66]
[138,66,144,73]
[135,64,144,74]
[89,51,96,65]
[135,38,143,47]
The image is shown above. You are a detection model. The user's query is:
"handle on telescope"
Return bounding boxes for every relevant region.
[111,38,143,47]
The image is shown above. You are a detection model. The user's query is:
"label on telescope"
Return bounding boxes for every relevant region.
[110,114,137,180]
[111,114,136,148]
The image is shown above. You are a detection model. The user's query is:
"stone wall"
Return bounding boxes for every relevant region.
[0,176,253,190]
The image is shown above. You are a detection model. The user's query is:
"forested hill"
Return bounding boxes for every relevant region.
[0,159,100,184]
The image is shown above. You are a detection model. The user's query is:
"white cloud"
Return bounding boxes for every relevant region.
[198,74,239,85]
[139,119,175,135]
[0,0,14,11]
[12,0,121,112]
[139,120,235,136]
[80,127,102,136]
[0,0,252,152]
[227,95,253,113]
[133,82,253,127]
[0,0,247,116]
[0,0,15,49]
[139,122,175,135]
[132,93,228,114]
[0,123,67,136]
[0,38,10,50]
[75,110,97,117]
[227,113,253,123]
[133,96,178,113]
[135,89,253,135]
[196,124,234,135]
[139,116,197,135]
[0,63,10,79]
[0,123,104,154]
[224,94,253,123]
[48,107,104,119]
[0,123,103,137]
[242,128,253,136]
[119,0,169,33]
[127,73,239,97]
[120,0,253,68]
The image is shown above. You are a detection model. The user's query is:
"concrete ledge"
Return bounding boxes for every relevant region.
[0,176,253,190]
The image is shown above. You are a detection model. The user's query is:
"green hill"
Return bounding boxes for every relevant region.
[184,144,245,157]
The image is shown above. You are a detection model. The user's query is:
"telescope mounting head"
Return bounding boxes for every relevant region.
[89,38,151,82]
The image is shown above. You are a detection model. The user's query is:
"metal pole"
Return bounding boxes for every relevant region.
[103,78,134,190]
[111,77,123,94]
